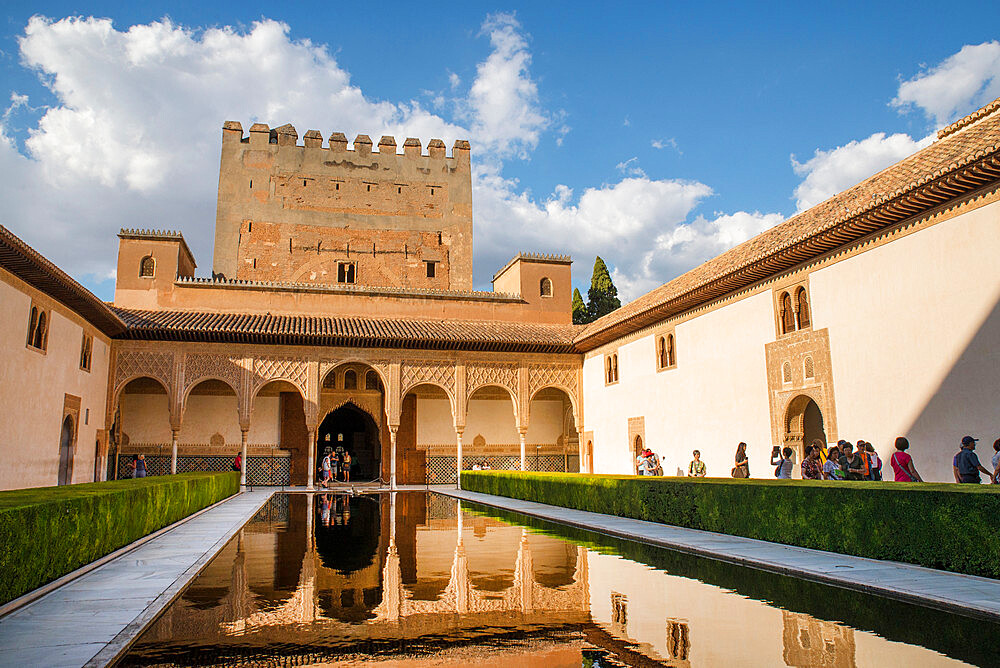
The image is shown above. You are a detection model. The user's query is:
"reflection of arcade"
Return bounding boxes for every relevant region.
[783,611,856,668]
[135,493,590,651]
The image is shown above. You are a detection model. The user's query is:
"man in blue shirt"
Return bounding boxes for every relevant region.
[953,436,996,484]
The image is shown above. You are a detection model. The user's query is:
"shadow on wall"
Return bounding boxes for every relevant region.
[904,294,1000,481]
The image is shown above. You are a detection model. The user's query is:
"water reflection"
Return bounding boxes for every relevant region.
[122,493,988,667]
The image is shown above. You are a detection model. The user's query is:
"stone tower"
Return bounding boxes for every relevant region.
[212,122,473,290]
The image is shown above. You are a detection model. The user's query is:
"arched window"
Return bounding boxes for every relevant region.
[365,370,381,391]
[658,336,667,369]
[540,277,553,297]
[782,361,792,384]
[796,287,811,329]
[139,255,155,278]
[804,356,815,379]
[27,306,38,347]
[344,369,358,390]
[780,292,795,334]
[606,356,613,384]
[666,334,675,367]
[33,311,47,350]
[612,354,619,382]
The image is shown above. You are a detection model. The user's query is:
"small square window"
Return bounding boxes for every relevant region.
[426,261,436,278]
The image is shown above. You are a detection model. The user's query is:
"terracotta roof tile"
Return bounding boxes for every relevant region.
[575,96,1000,350]
[113,308,582,353]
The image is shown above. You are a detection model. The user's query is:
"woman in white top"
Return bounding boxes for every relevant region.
[992,438,1000,484]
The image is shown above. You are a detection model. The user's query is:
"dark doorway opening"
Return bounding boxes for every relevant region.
[58,416,74,485]
[802,399,827,448]
[317,404,381,481]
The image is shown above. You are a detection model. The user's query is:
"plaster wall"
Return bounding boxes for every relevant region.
[582,290,774,479]
[415,396,566,446]
[0,270,111,489]
[122,393,280,445]
[810,197,1000,482]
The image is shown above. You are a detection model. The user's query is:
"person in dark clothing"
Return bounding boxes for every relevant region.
[953,436,996,484]
[838,443,865,481]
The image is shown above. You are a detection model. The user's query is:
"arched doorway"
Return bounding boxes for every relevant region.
[58,415,75,485]
[526,386,580,472]
[116,376,171,478]
[317,404,381,482]
[633,435,644,474]
[785,395,827,474]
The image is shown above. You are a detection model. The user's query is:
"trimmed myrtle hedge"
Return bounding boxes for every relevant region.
[460,471,1000,578]
[0,471,240,605]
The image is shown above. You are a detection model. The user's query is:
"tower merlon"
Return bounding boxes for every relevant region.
[249,122,270,148]
[303,130,323,147]
[274,123,298,146]
[354,134,373,155]
[427,138,446,159]
[378,135,397,155]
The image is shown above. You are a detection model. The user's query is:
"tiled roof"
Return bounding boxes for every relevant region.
[113,308,581,353]
[575,96,1000,351]
[0,224,126,336]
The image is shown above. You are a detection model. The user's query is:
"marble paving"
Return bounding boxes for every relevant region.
[440,488,1000,622]
[0,489,274,668]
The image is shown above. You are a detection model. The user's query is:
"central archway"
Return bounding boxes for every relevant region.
[785,394,827,475]
[317,403,381,482]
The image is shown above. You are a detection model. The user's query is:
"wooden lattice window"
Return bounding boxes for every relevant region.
[780,292,795,334]
[796,287,811,329]
[782,361,792,383]
[139,255,155,278]
[80,333,93,371]
[365,370,381,391]
[540,277,553,297]
[344,369,358,389]
[804,356,815,379]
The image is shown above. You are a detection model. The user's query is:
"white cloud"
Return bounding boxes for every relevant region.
[463,12,550,159]
[651,137,679,153]
[615,157,646,178]
[791,132,932,211]
[892,41,1000,126]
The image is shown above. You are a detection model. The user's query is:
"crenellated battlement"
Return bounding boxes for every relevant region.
[221,121,471,159]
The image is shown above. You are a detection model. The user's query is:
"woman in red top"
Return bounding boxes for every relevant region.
[890,436,922,482]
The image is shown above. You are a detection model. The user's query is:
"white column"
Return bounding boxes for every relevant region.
[389,426,398,490]
[170,429,179,474]
[306,428,315,491]
[519,429,527,471]
[455,429,464,489]
[240,429,248,487]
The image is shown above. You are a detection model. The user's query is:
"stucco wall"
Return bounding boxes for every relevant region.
[583,196,1000,482]
[0,270,112,489]
[121,393,281,446]
[416,396,567,447]
[582,290,775,480]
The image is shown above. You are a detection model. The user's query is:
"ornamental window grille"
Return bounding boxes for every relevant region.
[797,287,811,329]
[782,361,792,384]
[140,255,155,278]
[781,292,795,334]
[804,356,815,379]
[344,369,358,390]
[365,370,381,391]
[540,277,553,297]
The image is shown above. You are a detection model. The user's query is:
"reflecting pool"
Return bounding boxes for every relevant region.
[121,493,999,666]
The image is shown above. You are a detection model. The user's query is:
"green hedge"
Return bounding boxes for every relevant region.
[461,471,1000,578]
[0,471,240,605]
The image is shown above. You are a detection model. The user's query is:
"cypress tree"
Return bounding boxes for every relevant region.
[572,288,588,324]
[587,256,621,321]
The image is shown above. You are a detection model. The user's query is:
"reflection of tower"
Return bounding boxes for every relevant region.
[611,592,627,636]
[226,530,251,632]
[782,611,856,668]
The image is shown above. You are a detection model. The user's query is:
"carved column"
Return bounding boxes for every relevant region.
[240,429,249,487]
[519,428,528,471]
[455,428,464,489]
[389,426,399,490]
[170,428,179,474]
[306,427,316,491]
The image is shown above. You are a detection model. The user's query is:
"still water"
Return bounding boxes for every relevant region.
[121,493,1000,667]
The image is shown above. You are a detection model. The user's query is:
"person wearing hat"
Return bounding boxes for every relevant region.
[953,436,996,484]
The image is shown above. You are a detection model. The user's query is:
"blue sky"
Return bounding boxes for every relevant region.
[1,2,999,302]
